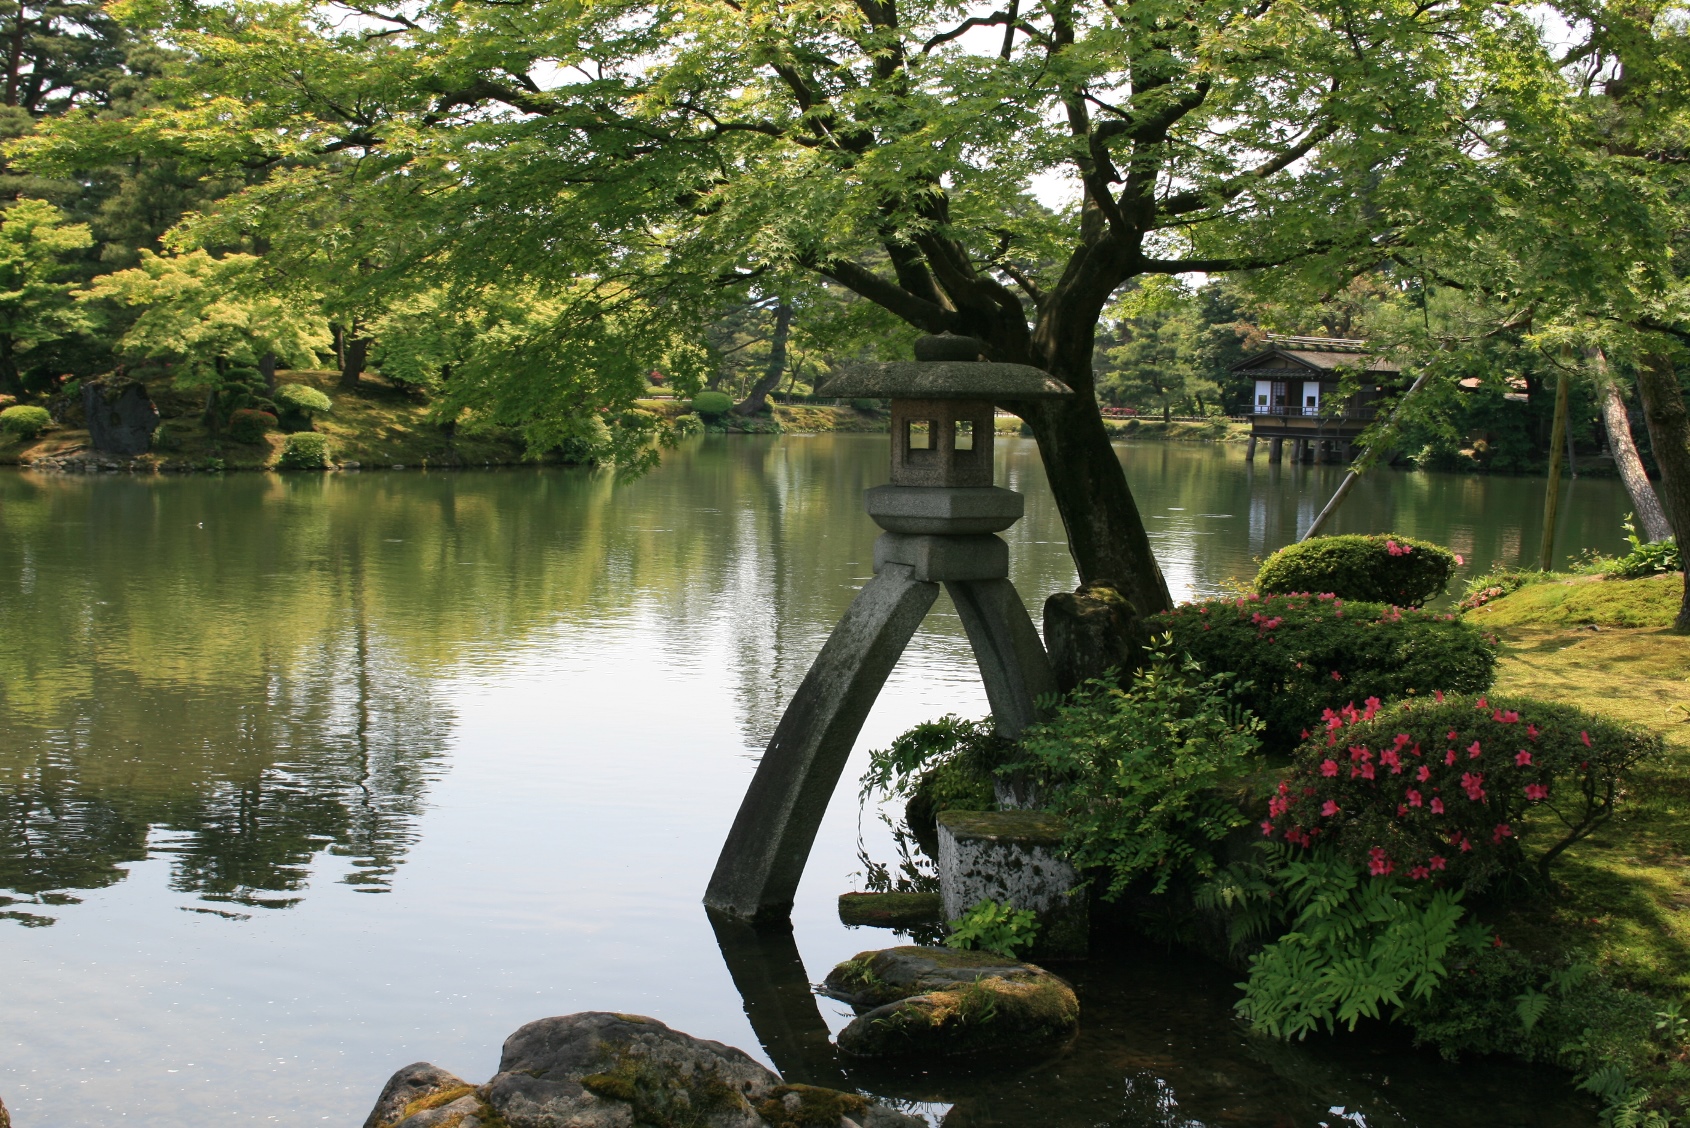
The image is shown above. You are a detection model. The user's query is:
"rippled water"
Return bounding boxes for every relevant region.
[0,437,1623,1125]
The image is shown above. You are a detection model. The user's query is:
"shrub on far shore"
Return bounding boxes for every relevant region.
[226,408,278,444]
[689,390,734,417]
[1155,593,1497,752]
[0,404,50,439]
[276,432,330,469]
[1257,534,1458,607]
[273,383,333,431]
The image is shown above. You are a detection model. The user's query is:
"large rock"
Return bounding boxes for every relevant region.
[1041,580,1143,694]
[363,1012,923,1128]
[821,947,1079,1060]
[936,810,1087,960]
[82,379,159,455]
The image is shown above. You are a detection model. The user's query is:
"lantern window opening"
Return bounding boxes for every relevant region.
[906,419,936,453]
[954,419,975,451]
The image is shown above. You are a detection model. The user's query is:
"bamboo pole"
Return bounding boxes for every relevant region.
[1300,372,1431,542]
[1537,368,1572,570]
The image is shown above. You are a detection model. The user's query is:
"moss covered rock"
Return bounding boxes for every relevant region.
[365,1012,923,1128]
[821,946,1079,1060]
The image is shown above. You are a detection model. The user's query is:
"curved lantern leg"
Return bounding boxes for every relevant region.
[944,577,1057,740]
[705,563,939,925]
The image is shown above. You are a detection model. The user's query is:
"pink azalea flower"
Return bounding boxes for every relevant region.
[1321,799,1340,817]
[1321,759,1339,777]
[1460,771,1486,801]
[1410,865,1431,880]
[1407,789,1423,807]
[1468,740,1483,759]
[1493,823,1514,843]
[1525,783,1549,801]
[1417,765,1431,782]
[1430,855,1447,871]
[1515,750,1532,766]
[1454,553,1465,566]
[1434,689,1444,703]
[1261,820,1275,836]
[1431,797,1445,814]
[1445,749,1457,766]
[1581,730,1592,748]
[1368,847,1394,876]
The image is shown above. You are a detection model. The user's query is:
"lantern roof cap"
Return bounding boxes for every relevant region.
[817,335,1072,400]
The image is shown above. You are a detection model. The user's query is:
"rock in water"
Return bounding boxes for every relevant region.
[82,380,160,455]
[362,1063,480,1128]
[822,946,1079,1060]
[0,1091,10,1128]
[1041,580,1143,694]
[936,810,1088,960]
[363,1012,923,1128]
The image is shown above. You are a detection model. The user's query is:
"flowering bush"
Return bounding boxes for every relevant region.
[226,408,279,444]
[1260,694,1661,888]
[1155,593,1497,752]
[1256,533,1459,607]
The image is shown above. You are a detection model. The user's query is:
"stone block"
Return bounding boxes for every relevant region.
[864,485,1023,535]
[936,810,1087,960]
[872,532,1007,582]
[837,891,945,928]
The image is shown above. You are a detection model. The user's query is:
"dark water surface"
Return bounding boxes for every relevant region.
[0,437,1625,1125]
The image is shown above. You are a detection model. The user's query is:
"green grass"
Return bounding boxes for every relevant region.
[1105,418,1251,442]
[1468,571,1681,630]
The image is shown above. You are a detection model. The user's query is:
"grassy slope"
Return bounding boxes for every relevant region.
[1,370,530,470]
[1472,573,1690,992]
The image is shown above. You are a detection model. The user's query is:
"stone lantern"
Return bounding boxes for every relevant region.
[705,335,1073,925]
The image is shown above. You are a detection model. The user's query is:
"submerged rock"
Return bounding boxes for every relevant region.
[1042,580,1143,694]
[821,946,1079,1060]
[837,891,945,928]
[362,1011,922,1128]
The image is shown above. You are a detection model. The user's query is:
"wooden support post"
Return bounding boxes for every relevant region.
[1270,437,1284,462]
[1246,435,1258,461]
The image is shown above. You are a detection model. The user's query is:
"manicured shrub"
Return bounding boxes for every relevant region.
[1156,593,1498,752]
[1256,533,1458,607]
[1005,641,1263,897]
[689,390,734,417]
[275,431,330,469]
[226,408,278,444]
[1260,693,1661,888]
[0,404,50,439]
[673,412,704,438]
[273,383,333,431]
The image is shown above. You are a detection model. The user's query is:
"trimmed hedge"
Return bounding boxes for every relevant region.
[1261,693,1660,889]
[276,432,330,469]
[227,408,278,444]
[0,404,50,439]
[1154,593,1497,752]
[689,390,734,417]
[1256,534,1458,607]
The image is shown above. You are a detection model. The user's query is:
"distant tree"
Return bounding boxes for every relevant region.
[0,196,90,393]
[82,248,327,426]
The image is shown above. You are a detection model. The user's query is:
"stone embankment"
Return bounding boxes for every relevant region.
[363,1012,922,1128]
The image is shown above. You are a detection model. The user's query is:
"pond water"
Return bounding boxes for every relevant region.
[0,436,1627,1126]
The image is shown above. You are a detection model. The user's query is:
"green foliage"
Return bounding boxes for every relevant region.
[275,431,329,470]
[1263,694,1662,888]
[945,899,1040,959]
[689,391,734,417]
[1256,534,1458,608]
[1155,593,1498,752]
[1098,277,1250,417]
[672,412,703,438]
[1231,845,1471,1039]
[861,716,1008,804]
[81,250,328,387]
[1613,518,1681,580]
[1007,640,1263,897]
[225,407,277,444]
[0,404,51,438]
[0,199,95,392]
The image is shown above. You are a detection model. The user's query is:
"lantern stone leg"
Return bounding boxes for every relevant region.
[705,563,939,925]
[705,333,1075,926]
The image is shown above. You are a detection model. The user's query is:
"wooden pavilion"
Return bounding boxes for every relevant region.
[1232,335,1403,463]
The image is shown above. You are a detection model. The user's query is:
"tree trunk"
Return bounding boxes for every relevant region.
[1590,347,1671,542]
[1021,392,1171,618]
[259,350,278,392]
[1538,368,1571,571]
[1635,352,1690,631]
[734,301,792,416]
[340,334,368,390]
